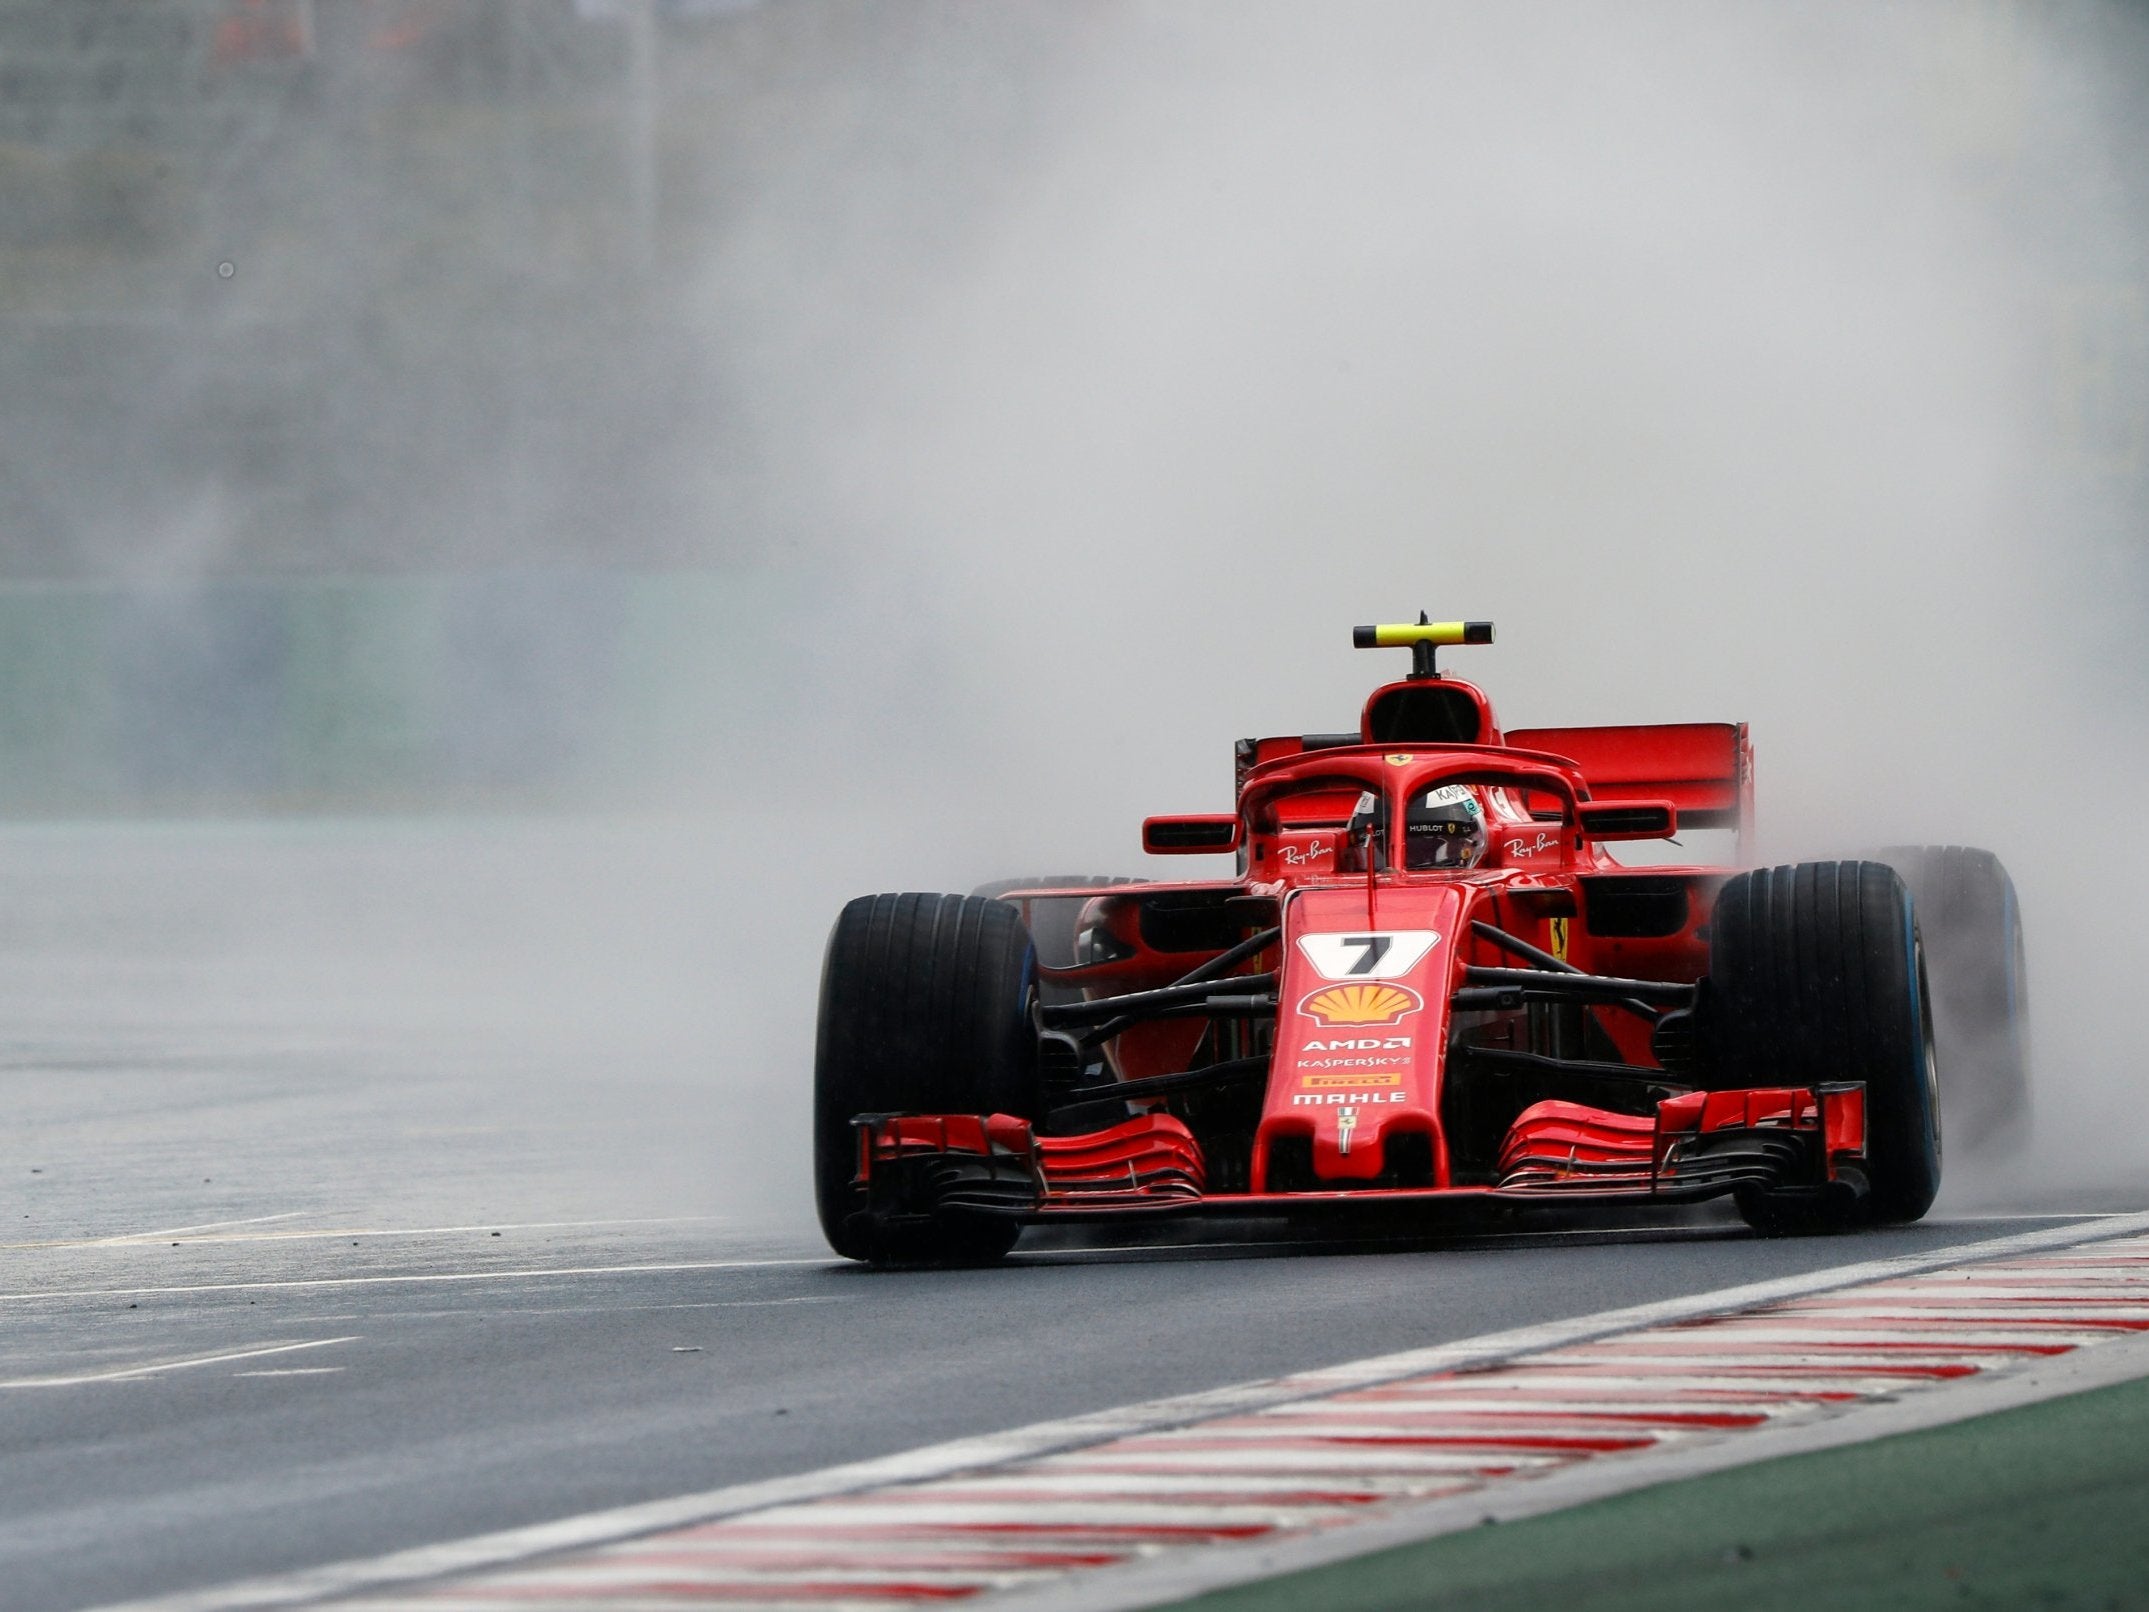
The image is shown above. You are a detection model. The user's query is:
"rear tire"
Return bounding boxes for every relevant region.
[1706,862,1941,1233]
[1876,846,2029,1157]
[814,893,1039,1264]
[972,876,1144,974]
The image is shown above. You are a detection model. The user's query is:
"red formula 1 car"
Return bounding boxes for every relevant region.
[814,621,2030,1263]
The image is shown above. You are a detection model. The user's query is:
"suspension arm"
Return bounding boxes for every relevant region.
[1037,972,1279,1028]
[1469,921,1666,1020]
[1046,1055,1271,1120]
[1462,966,1696,1005]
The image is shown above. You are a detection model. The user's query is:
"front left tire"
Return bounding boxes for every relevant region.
[1704,861,1941,1233]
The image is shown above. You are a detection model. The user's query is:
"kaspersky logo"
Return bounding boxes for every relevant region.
[1298,983,1422,1027]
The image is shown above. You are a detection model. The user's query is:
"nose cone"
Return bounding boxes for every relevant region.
[1258,885,1461,1188]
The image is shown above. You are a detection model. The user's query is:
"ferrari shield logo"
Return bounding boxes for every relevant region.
[1337,1105,1359,1155]
[1550,917,1570,962]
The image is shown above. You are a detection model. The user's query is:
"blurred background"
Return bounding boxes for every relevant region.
[2,0,2146,1233]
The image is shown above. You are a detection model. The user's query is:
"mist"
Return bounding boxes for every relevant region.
[5,0,2147,1238]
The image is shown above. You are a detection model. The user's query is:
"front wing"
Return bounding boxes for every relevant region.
[853,1083,1869,1228]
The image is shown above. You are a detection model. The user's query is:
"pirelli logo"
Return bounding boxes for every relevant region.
[1301,1070,1402,1090]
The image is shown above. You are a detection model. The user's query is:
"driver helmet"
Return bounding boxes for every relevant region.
[1403,784,1486,870]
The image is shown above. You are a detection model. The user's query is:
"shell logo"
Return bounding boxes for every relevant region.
[1299,982,1423,1026]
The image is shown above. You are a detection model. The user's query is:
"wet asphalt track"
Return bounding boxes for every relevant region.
[7,1199,2119,1611]
[3,827,2144,1612]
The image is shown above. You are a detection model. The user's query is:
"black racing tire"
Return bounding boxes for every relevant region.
[814,893,1038,1265]
[1876,846,2030,1157]
[1706,861,1941,1234]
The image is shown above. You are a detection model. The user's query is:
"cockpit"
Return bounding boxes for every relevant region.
[1245,770,1520,878]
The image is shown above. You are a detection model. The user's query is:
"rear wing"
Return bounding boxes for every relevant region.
[1506,722,1753,854]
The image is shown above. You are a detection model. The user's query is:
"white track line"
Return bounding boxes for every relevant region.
[0,1259,826,1304]
[6,1216,736,1251]
[75,1213,315,1247]
[0,1337,357,1390]
[77,1210,2149,1612]
[232,1368,346,1379]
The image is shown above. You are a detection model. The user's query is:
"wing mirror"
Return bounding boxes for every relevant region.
[1142,813,1243,854]
[1576,800,1678,840]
